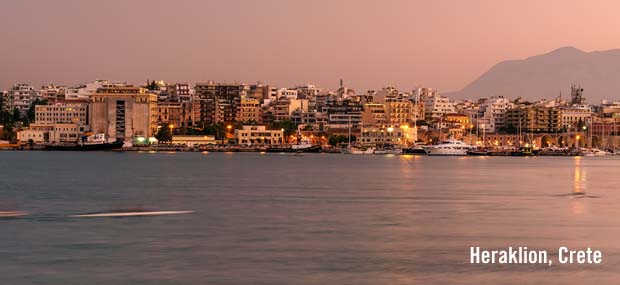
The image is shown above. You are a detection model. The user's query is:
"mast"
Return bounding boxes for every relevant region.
[348,115,352,145]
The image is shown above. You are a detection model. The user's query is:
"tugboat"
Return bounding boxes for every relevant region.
[46,134,124,151]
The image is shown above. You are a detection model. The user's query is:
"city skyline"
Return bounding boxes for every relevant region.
[2,0,620,93]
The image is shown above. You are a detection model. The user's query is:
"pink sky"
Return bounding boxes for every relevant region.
[1,0,619,92]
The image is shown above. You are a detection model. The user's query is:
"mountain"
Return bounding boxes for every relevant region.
[446,46,620,102]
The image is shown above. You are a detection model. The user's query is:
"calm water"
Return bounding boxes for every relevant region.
[1,151,620,284]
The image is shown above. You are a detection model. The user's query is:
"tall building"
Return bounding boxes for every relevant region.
[237,98,262,123]
[361,103,387,126]
[89,86,158,142]
[385,101,414,125]
[505,105,561,133]
[194,82,246,125]
[424,94,455,120]
[477,96,513,133]
[168,83,192,102]
[8,83,38,115]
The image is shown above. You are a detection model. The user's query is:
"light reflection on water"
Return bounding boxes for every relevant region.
[0,152,620,284]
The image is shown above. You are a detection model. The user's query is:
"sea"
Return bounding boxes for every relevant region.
[1,151,619,284]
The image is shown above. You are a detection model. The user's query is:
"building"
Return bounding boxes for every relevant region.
[560,106,592,130]
[237,97,262,123]
[359,125,417,146]
[8,83,38,115]
[234,125,284,145]
[505,105,561,133]
[156,101,195,129]
[477,96,513,133]
[17,123,84,144]
[194,82,245,125]
[361,103,387,126]
[385,101,414,125]
[89,86,158,142]
[35,102,89,125]
[37,84,66,101]
[168,83,192,102]
[424,94,455,120]
[170,135,217,146]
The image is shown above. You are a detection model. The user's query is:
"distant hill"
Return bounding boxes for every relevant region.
[446,47,620,102]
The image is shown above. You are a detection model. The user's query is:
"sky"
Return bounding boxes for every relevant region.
[1,0,620,93]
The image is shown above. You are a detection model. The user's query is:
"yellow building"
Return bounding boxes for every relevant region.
[171,135,217,146]
[234,125,283,145]
[360,125,417,146]
[89,87,158,142]
[236,97,262,123]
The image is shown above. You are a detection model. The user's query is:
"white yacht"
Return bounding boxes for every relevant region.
[423,139,474,156]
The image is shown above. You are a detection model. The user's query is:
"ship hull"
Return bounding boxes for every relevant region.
[46,141,124,151]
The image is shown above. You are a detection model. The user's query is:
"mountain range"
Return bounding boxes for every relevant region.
[446,46,620,102]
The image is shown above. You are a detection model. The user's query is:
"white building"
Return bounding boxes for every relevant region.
[424,94,455,120]
[8,83,39,116]
[37,84,66,101]
[17,123,84,144]
[65,80,131,100]
[296,84,321,98]
[560,106,592,129]
[477,96,513,133]
[277,88,298,100]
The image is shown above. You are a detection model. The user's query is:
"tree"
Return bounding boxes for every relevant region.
[155,126,172,142]
[12,108,21,123]
[0,125,16,143]
[27,98,48,124]
[328,134,355,146]
[270,119,297,142]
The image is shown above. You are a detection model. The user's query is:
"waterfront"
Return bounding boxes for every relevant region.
[2,152,620,284]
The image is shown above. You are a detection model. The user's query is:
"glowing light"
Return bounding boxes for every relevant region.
[168,124,174,129]
[387,127,394,132]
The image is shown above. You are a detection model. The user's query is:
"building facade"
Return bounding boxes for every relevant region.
[35,102,89,125]
[234,125,283,145]
[89,87,158,142]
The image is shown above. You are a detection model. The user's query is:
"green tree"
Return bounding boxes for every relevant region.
[270,119,297,142]
[12,108,21,123]
[155,125,172,142]
[26,98,48,124]
[1,125,16,143]
[328,134,355,146]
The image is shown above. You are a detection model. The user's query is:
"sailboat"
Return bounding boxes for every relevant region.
[341,116,374,154]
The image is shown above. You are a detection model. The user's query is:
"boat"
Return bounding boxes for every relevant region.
[341,146,375,155]
[579,148,608,157]
[467,149,490,156]
[46,134,124,151]
[402,143,426,154]
[510,145,535,156]
[373,145,403,155]
[266,143,322,153]
[0,211,28,218]
[423,139,474,156]
[69,208,193,218]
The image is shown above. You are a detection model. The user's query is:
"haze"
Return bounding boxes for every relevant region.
[1,0,620,92]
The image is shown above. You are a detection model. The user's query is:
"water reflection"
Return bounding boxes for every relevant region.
[573,157,585,195]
